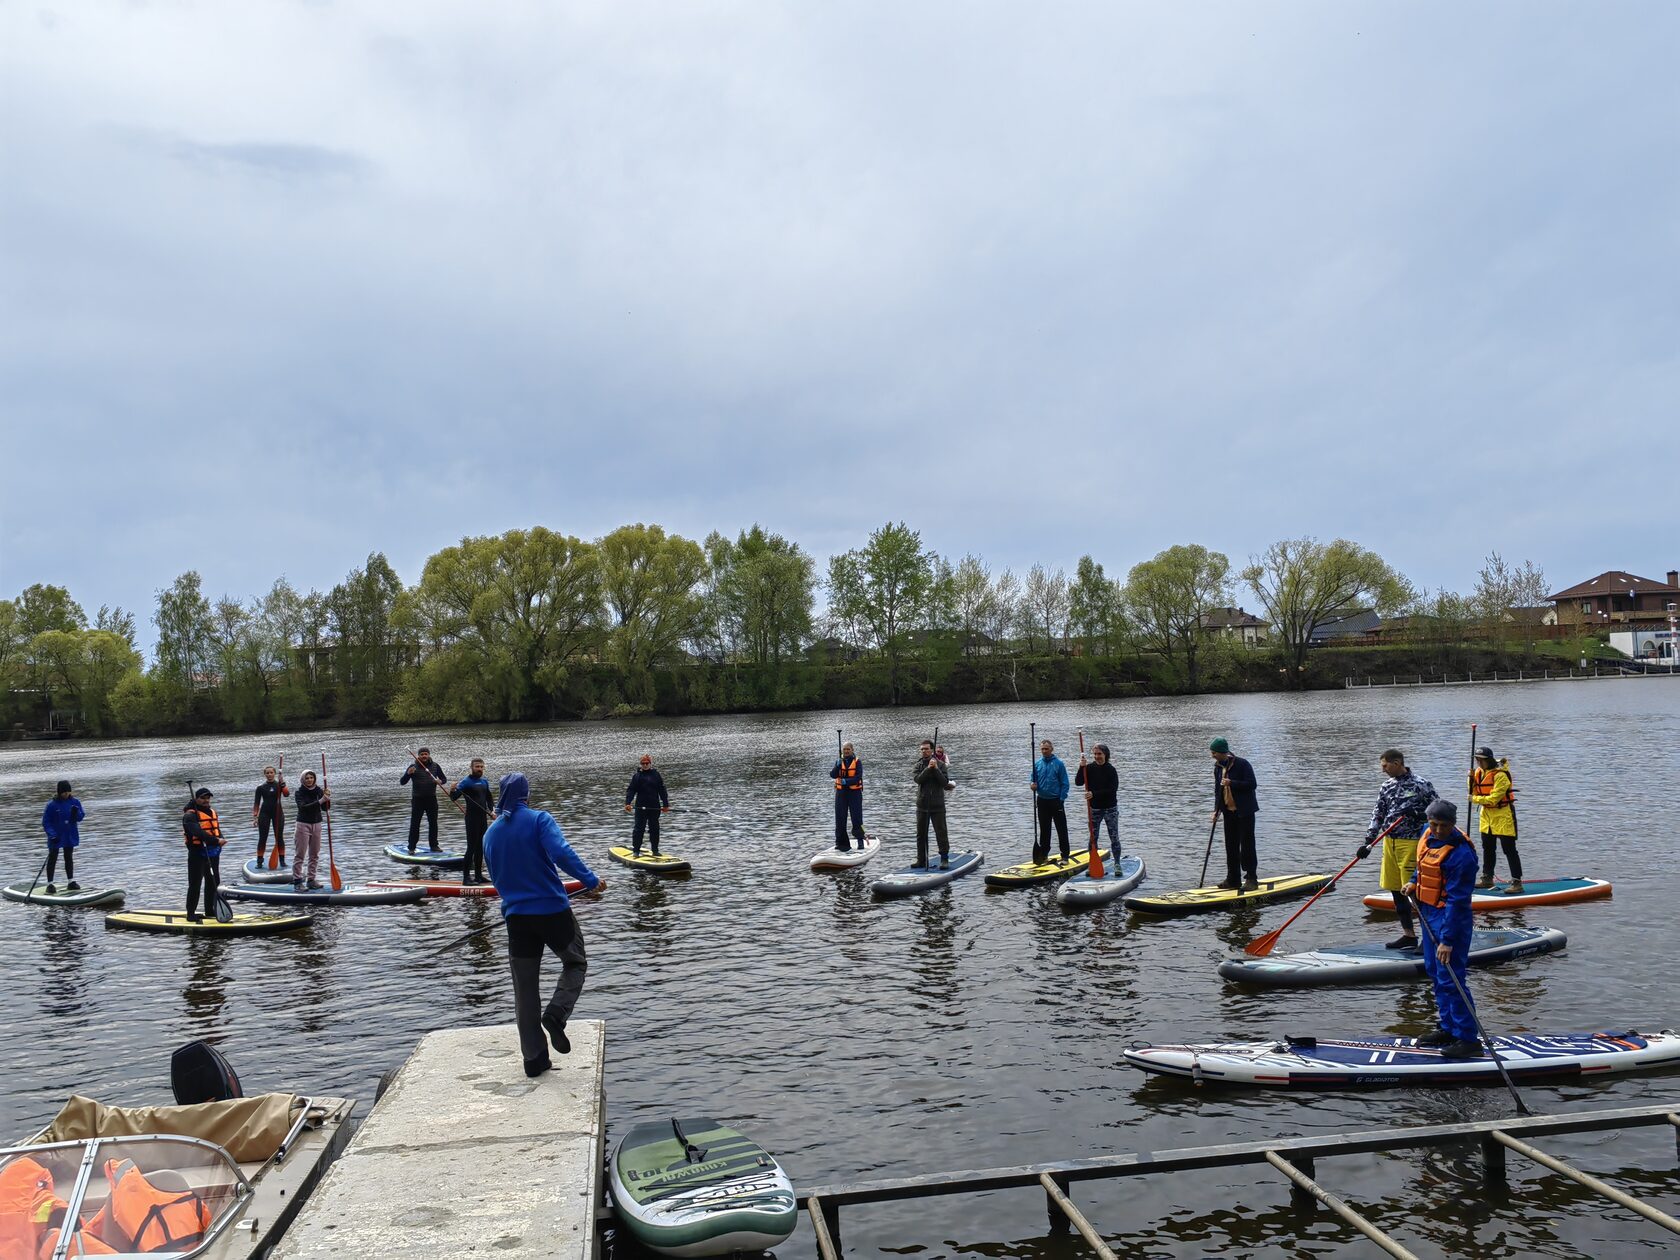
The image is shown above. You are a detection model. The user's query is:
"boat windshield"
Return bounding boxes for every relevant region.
[0,1134,251,1258]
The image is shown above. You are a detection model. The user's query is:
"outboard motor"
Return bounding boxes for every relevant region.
[170,1040,243,1105]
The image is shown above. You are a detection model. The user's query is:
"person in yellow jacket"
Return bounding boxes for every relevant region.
[1469,745,1521,892]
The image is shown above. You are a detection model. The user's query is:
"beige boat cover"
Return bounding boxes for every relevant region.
[31,1093,302,1163]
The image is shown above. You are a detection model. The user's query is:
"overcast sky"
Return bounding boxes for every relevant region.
[4,2,1678,645]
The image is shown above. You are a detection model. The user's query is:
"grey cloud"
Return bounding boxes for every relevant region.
[168,139,373,181]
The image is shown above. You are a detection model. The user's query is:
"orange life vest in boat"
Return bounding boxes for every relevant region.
[1414,830,1468,909]
[0,1157,60,1260]
[35,1223,117,1258]
[834,757,861,791]
[104,1159,211,1253]
[182,804,223,848]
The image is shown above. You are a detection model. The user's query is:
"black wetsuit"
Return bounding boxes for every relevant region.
[401,760,447,850]
[253,779,288,858]
[450,776,494,882]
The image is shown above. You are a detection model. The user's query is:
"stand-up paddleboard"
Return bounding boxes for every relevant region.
[809,834,881,870]
[609,1117,796,1257]
[1218,926,1568,988]
[1126,873,1332,918]
[1363,877,1611,913]
[222,882,425,907]
[240,858,296,884]
[1123,1029,1680,1089]
[986,847,1109,888]
[105,909,315,936]
[382,843,466,869]
[870,851,983,899]
[364,876,584,898]
[1057,855,1146,909]
[3,882,125,908]
[610,847,693,875]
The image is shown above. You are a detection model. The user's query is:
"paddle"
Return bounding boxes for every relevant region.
[407,749,464,816]
[1078,730,1104,878]
[267,754,286,869]
[1466,722,1478,842]
[1245,815,1407,956]
[321,753,343,892]
[1197,814,1219,889]
[1408,891,1532,1116]
[439,883,603,953]
[21,851,51,906]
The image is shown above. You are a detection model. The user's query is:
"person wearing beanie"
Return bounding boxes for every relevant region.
[1208,738,1260,890]
[1403,798,1483,1059]
[1358,749,1437,949]
[40,781,85,894]
[1075,744,1121,859]
[1468,745,1522,891]
[484,772,606,1079]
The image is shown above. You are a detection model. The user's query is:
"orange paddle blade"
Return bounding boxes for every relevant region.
[267,845,280,869]
[329,862,343,893]
[1088,845,1105,878]
[1245,925,1285,957]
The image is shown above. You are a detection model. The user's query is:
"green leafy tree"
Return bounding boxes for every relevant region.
[1241,538,1409,682]
[949,555,997,656]
[30,628,142,734]
[94,605,138,650]
[599,524,707,672]
[1024,564,1071,651]
[705,526,815,666]
[1124,544,1231,689]
[16,584,86,637]
[1068,555,1124,655]
[325,554,406,718]
[153,571,216,688]
[826,522,936,703]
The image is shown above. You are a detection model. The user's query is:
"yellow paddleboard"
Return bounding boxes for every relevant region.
[608,846,692,875]
[105,908,315,936]
[1125,873,1332,917]
[985,848,1109,887]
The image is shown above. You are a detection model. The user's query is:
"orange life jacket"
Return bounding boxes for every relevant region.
[0,1158,59,1260]
[104,1159,210,1253]
[36,1224,117,1258]
[183,804,223,848]
[1470,765,1515,806]
[834,757,861,791]
[1414,830,1468,909]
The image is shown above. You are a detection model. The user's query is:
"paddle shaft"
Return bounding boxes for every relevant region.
[322,752,342,892]
[1408,892,1531,1115]
[440,892,600,954]
[1467,722,1478,836]
[1245,815,1407,956]
[1198,814,1219,888]
[22,851,51,906]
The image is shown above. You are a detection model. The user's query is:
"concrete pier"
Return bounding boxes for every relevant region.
[273,1021,605,1258]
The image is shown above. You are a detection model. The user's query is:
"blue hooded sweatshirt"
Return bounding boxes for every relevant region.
[483,773,600,916]
[42,797,85,848]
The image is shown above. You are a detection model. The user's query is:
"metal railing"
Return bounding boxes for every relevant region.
[1341,665,1677,688]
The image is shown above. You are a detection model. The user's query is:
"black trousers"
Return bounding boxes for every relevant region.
[46,845,74,881]
[507,910,588,1066]
[1221,810,1257,883]
[257,811,284,854]
[464,816,488,881]
[915,805,949,865]
[632,807,661,852]
[1034,798,1069,863]
[408,796,440,849]
[187,848,221,917]
[834,793,864,847]
[1481,833,1522,881]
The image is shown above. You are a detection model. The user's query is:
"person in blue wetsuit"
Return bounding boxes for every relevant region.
[485,773,606,1079]
[1030,739,1070,864]
[40,781,85,893]
[1403,798,1483,1060]
[449,757,495,885]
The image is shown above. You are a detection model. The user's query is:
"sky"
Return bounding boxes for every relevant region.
[4,2,1678,648]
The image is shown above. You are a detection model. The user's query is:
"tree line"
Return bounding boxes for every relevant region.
[0,522,1554,737]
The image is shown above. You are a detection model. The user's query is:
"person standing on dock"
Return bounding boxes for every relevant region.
[1358,749,1437,949]
[1469,746,1522,892]
[400,749,447,854]
[290,771,331,891]
[913,740,951,869]
[1030,739,1071,864]
[251,765,289,867]
[1209,739,1259,890]
[40,780,85,894]
[831,742,866,851]
[623,755,670,858]
[450,758,495,885]
[484,772,606,1078]
[182,787,224,924]
[1076,744,1120,859]
[1402,798,1483,1059]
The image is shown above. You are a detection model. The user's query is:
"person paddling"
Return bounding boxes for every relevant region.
[251,765,289,867]
[913,740,952,869]
[484,772,606,1079]
[623,755,670,858]
[1075,744,1120,860]
[830,742,866,851]
[40,780,85,894]
[450,757,495,885]
[182,787,225,924]
[1402,798,1483,1059]
[1358,748,1437,948]
[290,771,331,891]
[1469,745,1522,892]
[400,748,448,854]
[1030,739,1071,864]
[1209,738,1259,891]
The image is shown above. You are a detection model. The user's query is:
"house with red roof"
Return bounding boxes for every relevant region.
[1547,569,1680,659]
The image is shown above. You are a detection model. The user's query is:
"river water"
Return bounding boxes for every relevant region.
[3,679,1679,1257]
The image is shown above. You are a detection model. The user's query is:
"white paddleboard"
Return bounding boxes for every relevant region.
[810,834,881,870]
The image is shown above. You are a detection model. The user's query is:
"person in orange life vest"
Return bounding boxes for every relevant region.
[181,788,224,924]
[830,742,865,851]
[1469,745,1522,891]
[1402,798,1484,1060]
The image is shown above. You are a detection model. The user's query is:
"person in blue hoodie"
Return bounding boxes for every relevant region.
[1402,798,1484,1059]
[484,773,606,1079]
[449,757,495,885]
[1030,739,1071,864]
[40,780,85,893]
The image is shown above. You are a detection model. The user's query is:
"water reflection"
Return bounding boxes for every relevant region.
[184,941,231,1029]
